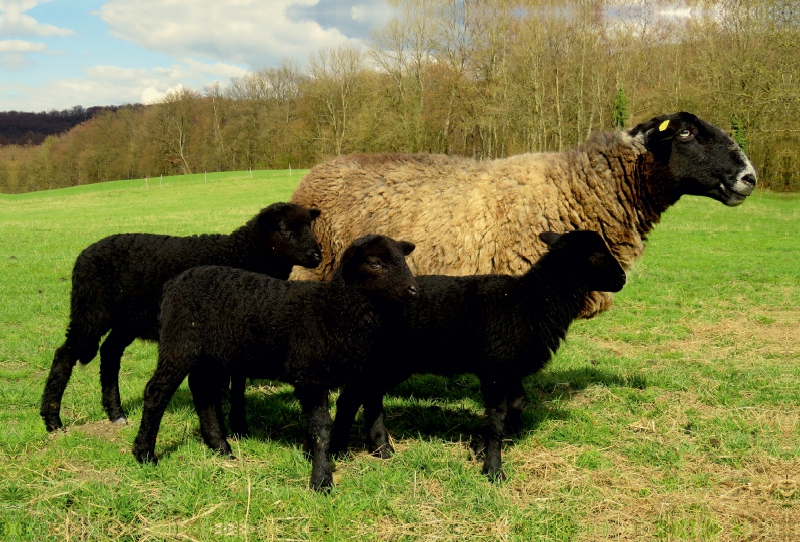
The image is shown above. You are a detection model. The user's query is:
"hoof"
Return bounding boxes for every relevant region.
[311,477,334,492]
[111,417,128,425]
[483,467,506,483]
[133,447,158,465]
[43,418,64,432]
[370,443,394,459]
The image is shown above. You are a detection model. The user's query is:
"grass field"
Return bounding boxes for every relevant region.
[1,171,798,541]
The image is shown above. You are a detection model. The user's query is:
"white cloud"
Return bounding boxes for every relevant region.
[141,83,183,104]
[0,39,63,53]
[0,39,64,71]
[98,0,359,68]
[0,59,248,110]
[0,0,75,37]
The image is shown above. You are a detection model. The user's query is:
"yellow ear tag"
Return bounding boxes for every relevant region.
[658,120,670,131]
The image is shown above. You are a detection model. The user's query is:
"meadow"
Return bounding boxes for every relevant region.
[1,171,798,541]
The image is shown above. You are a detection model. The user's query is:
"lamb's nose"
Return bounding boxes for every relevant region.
[740,173,756,187]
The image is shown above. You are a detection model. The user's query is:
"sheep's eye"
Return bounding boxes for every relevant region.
[369,261,382,270]
[279,229,292,237]
[677,129,692,139]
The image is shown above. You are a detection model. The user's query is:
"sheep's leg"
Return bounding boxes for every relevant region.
[480,380,508,482]
[99,328,135,424]
[505,380,526,436]
[189,368,233,457]
[329,385,363,457]
[297,386,334,491]
[132,360,188,464]
[228,373,250,439]
[363,391,393,459]
[40,342,83,431]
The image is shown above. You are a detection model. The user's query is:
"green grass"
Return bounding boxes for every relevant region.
[1,172,798,541]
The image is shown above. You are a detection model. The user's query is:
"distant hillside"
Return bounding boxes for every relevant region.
[0,106,128,146]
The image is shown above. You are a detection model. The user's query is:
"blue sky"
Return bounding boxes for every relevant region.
[0,0,394,112]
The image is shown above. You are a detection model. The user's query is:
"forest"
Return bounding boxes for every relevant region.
[1,0,797,194]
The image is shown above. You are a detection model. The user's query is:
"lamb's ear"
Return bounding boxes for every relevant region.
[256,208,277,235]
[398,241,415,256]
[539,232,562,247]
[308,208,321,220]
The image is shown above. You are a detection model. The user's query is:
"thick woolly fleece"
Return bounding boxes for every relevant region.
[291,112,756,317]
[132,234,418,491]
[330,231,626,481]
[40,203,322,432]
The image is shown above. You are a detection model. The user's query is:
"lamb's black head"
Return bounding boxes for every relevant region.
[334,234,418,303]
[256,203,322,268]
[629,112,757,207]
[539,231,626,292]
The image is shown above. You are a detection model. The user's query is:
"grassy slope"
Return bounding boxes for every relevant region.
[1,173,798,541]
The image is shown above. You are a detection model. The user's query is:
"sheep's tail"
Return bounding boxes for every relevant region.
[62,285,110,366]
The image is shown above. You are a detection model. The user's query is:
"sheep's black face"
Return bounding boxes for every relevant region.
[630,112,757,207]
[540,231,626,292]
[337,234,419,303]
[258,203,322,268]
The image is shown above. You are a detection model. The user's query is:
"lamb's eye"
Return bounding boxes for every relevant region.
[677,129,692,139]
[280,229,292,237]
[369,261,382,270]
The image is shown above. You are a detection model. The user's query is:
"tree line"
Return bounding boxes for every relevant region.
[0,106,120,146]
[1,0,797,194]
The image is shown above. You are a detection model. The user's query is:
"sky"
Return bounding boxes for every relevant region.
[0,0,394,112]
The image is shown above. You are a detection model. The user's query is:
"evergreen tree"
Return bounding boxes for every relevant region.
[613,87,629,130]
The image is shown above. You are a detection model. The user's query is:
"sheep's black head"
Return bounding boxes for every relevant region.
[629,112,757,207]
[256,203,322,268]
[334,234,419,303]
[539,231,626,292]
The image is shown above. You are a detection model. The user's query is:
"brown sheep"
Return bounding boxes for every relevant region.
[290,112,757,317]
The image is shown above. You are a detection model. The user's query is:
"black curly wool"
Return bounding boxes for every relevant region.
[40,203,322,432]
[131,234,418,491]
[330,230,627,481]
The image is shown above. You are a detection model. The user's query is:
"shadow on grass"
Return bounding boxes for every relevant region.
[122,365,644,459]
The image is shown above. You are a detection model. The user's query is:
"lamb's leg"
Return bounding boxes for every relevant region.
[329,384,365,457]
[363,391,393,459]
[99,328,135,424]
[132,358,188,464]
[480,379,508,482]
[228,373,250,439]
[40,342,84,431]
[505,380,526,436]
[189,368,233,457]
[297,386,334,491]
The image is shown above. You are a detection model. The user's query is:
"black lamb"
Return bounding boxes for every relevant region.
[132,234,418,491]
[40,202,322,432]
[329,230,627,481]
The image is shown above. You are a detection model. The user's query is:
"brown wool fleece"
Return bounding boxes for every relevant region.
[292,132,658,317]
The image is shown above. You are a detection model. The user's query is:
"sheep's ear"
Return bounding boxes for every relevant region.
[539,232,562,247]
[308,208,321,220]
[649,118,678,140]
[630,116,679,142]
[398,241,415,256]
